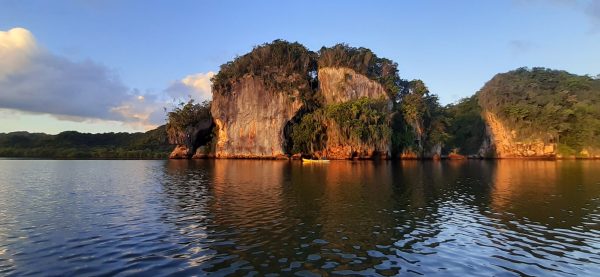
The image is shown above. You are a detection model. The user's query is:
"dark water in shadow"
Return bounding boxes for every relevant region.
[0,159,599,276]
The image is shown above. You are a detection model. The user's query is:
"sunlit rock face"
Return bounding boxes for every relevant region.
[479,111,557,158]
[315,67,391,160]
[211,75,304,158]
[169,145,190,159]
[318,67,390,105]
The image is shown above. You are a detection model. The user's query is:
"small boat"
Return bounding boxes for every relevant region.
[302,158,330,163]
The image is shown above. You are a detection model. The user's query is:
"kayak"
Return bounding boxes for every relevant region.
[302,158,330,163]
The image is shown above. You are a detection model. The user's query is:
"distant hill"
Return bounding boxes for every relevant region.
[0,125,171,159]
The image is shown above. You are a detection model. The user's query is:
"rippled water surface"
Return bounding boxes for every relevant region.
[0,160,599,276]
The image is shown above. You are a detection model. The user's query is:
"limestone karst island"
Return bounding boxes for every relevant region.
[1,40,599,160]
[164,41,600,161]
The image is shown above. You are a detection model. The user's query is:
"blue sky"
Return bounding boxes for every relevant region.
[1,0,599,134]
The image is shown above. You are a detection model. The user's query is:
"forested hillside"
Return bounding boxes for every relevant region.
[0,126,171,159]
[477,67,600,156]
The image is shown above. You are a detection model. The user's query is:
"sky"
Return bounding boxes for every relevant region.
[1,0,599,134]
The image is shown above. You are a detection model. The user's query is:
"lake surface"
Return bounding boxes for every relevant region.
[0,160,599,276]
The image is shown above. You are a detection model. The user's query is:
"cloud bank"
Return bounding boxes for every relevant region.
[0,27,214,130]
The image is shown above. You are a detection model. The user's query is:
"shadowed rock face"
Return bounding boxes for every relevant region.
[211,75,304,158]
[168,119,214,159]
[315,67,392,160]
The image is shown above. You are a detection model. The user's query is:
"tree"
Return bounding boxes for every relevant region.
[166,99,212,145]
[395,80,448,153]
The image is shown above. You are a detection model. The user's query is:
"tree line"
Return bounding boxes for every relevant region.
[0,126,171,159]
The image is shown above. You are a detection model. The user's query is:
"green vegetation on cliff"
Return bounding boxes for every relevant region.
[393,80,449,155]
[444,95,486,155]
[214,41,450,158]
[211,40,317,99]
[290,111,327,154]
[318,44,403,98]
[290,98,391,155]
[326,97,391,145]
[478,67,600,154]
[211,41,405,104]
[166,99,212,144]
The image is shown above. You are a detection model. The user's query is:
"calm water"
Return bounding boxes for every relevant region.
[0,160,599,276]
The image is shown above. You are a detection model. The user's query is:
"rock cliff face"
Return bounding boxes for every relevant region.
[211,75,304,158]
[479,111,556,158]
[318,67,390,105]
[315,67,391,159]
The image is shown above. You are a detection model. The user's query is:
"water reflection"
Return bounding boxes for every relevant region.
[491,160,600,226]
[157,160,600,275]
[0,159,598,276]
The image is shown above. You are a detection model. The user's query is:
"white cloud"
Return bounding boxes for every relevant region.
[0,27,215,131]
[109,90,166,129]
[165,71,215,103]
[0,27,134,121]
[0,28,38,80]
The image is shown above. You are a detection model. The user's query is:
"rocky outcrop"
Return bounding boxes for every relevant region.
[314,67,391,159]
[168,119,214,159]
[192,146,214,159]
[397,144,441,160]
[211,75,305,158]
[479,111,556,158]
[399,150,419,159]
[169,145,190,159]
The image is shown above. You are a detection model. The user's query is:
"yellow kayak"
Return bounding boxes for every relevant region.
[302,158,330,163]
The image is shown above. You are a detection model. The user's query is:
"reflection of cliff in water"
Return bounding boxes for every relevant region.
[489,160,600,227]
[157,160,600,275]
